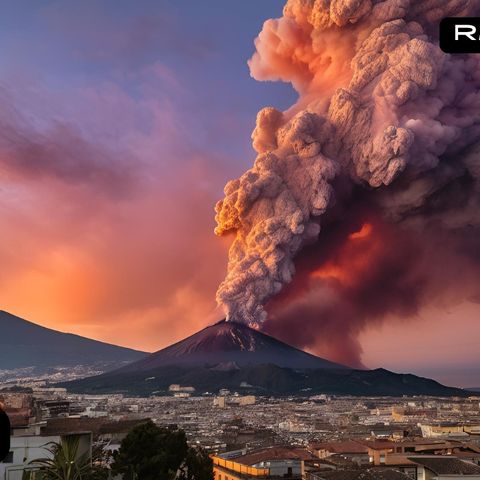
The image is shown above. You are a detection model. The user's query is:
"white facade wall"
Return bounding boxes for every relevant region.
[0,433,91,480]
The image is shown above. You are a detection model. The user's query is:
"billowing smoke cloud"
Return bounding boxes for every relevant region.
[214,0,480,353]
[264,201,480,366]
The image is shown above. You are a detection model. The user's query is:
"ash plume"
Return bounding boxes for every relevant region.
[214,0,480,348]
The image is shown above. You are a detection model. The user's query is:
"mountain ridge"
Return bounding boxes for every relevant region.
[0,310,147,369]
[62,319,470,397]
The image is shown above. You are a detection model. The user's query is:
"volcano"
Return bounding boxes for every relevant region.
[62,320,470,397]
[118,319,346,372]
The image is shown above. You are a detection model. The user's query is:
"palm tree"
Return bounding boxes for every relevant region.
[29,436,108,480]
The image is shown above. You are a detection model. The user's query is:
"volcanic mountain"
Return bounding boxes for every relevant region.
[118,319,345,372]
[63,320,469,397]
[0,310,146,371]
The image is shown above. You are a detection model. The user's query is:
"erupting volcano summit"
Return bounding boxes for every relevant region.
[213,0,480,367]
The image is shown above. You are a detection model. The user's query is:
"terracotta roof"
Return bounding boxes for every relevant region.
[363,441,396,450]
[396,439,456,447]
[408,456,480,475]
[235,447,317,465]
[464,443,480,454]
[318,456,360,469]
[311,441,369,454]
[316,468,412,480]
[383,454,416,466]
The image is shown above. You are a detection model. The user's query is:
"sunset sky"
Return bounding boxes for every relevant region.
[0,0,478,387]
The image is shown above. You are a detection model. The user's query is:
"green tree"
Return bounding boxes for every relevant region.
[29,435,108,480]
[111,421,189,480]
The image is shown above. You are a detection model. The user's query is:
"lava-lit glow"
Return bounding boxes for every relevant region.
[311,264,350,283]
[311,223,376,286]
[349,223,372,240]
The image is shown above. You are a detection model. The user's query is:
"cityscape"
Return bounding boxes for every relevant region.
[1,375,480,479]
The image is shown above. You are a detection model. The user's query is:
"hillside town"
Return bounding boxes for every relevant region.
[2,385,480,479]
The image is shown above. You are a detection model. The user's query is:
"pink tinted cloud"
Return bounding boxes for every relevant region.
[0,66,230,351]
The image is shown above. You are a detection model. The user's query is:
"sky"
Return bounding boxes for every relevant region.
[0,0,478,387]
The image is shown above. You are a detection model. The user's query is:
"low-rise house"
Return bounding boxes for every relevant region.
[306,468,413,480]
[310,440,370,465]
[212,446,317,479]
[407,456,480,480]
[366,454,480,480]
[420,424,480,439]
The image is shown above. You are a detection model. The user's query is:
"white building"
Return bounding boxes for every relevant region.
[0,432,92,480]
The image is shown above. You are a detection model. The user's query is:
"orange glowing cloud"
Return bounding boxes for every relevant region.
[311,264,349,284]
[0,75,233,352]
[264,215,429,367]
[310,222,376,287]
[348,222,372,240]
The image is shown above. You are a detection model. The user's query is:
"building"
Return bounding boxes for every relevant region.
[214,395,256,408]
[212,447,317,480]
[214,397,226,408]
[279,420,310,433]
[406,456,480,479]
[305,468,413,480]
[168,384,196,393]
[420,423,480,439]
[36,399,71,419]
[366,439,480,466]
[236,396,256,406]
[309,440,370,465]
[366,454,480,480]
[0,432,92,480]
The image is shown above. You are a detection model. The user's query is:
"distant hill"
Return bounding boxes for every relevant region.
[63,320,470,397]
[0,310,147,370]
[63,363,471,397]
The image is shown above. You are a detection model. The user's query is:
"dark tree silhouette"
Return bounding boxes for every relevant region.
[112,421,196,480]
[179,447,213,480]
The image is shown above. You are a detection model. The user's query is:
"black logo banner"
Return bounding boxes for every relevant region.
[440,18,480,54]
